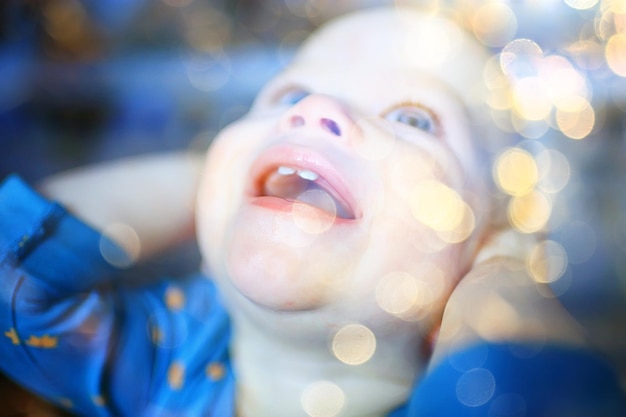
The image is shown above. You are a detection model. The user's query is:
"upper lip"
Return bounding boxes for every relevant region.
[247,143,360,220]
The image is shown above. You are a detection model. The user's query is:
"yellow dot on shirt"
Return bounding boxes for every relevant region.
[165,286,186,311]
[168,362,185,390]
[4,328,20,345]
[206,362,225,381]
[150,325,164,344]
[25,334,58,349]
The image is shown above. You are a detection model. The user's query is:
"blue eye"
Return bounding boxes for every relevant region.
[385,106,438,134]
[277,88,310,106]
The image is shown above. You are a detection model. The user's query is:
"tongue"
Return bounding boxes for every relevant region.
[263,172,346,217]
[295,188,337,217]
[263,171,309,201]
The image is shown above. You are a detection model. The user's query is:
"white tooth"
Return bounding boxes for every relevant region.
[297,170,319,181]
[277,166,297,175]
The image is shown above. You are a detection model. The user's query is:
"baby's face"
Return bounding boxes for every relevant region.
[197,9,487,331]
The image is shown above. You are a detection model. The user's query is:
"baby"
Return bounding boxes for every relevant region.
[1,6,624,417]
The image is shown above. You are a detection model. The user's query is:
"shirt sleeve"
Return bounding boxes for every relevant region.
[0,175,234,416]
[0,174,127,295]
[402,342,626,417]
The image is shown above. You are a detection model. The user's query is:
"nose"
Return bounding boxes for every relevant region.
[279,94,354,138]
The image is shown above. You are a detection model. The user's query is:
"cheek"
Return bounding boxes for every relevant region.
[196,120,273,254]
[361,168,465,320]
[362,234,463,325]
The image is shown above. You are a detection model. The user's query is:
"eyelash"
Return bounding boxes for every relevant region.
[382,102,442,136]
[270,85,310,106]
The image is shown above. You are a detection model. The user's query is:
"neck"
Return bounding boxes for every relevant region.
[229,305,425,417]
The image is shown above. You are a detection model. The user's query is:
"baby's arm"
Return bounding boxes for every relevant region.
[431,229,585,365]
[38,151,203,260]
[405,229,626,415]
[0,176,232,416]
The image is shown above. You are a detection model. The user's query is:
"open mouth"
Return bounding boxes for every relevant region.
[258,165,355,219]
[247,143,360,221]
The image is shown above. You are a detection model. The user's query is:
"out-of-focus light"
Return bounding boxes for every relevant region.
[511,77,553,121]
[542,56,590,108]
[471,2,518,47]
[471,293,520,342]
[606,33,626,76]
[511,116,550,139]
[375,270,436,320]
[566,40,605,71]
[331,324,376,366]
[409,180,469,233]
[555,96,596,139]
[564,0,600,10]
[437,201,476,243]
[100,222,141,268]
[484,55,511,91]
[536,149,571,194]
[487,86,513,111]
[527,240,568,284]
[494,148,538,197]
[184,52,232,92]
[495,35,597,135]
[595,6,614,40]
[508,190,552,233]
[456,368,496,407]
[500,39,543,78]
[292,190,337,234]
[301,380,345,417]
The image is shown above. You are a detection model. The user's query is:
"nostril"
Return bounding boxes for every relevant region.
[320,118,341,136]
[290,115,305,128]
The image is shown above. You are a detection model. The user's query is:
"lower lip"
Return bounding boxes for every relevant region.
[250,196,294,213]
[249,196,356,225]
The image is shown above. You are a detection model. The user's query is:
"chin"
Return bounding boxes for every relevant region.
[225,251,328,312]
[207,194,365,311]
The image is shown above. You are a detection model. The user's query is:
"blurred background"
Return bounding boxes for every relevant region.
[0,0,625,405]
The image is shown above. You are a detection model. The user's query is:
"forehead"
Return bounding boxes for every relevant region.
[291,8,489,107]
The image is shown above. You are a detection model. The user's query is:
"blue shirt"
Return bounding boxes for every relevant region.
[1,174,625,416]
